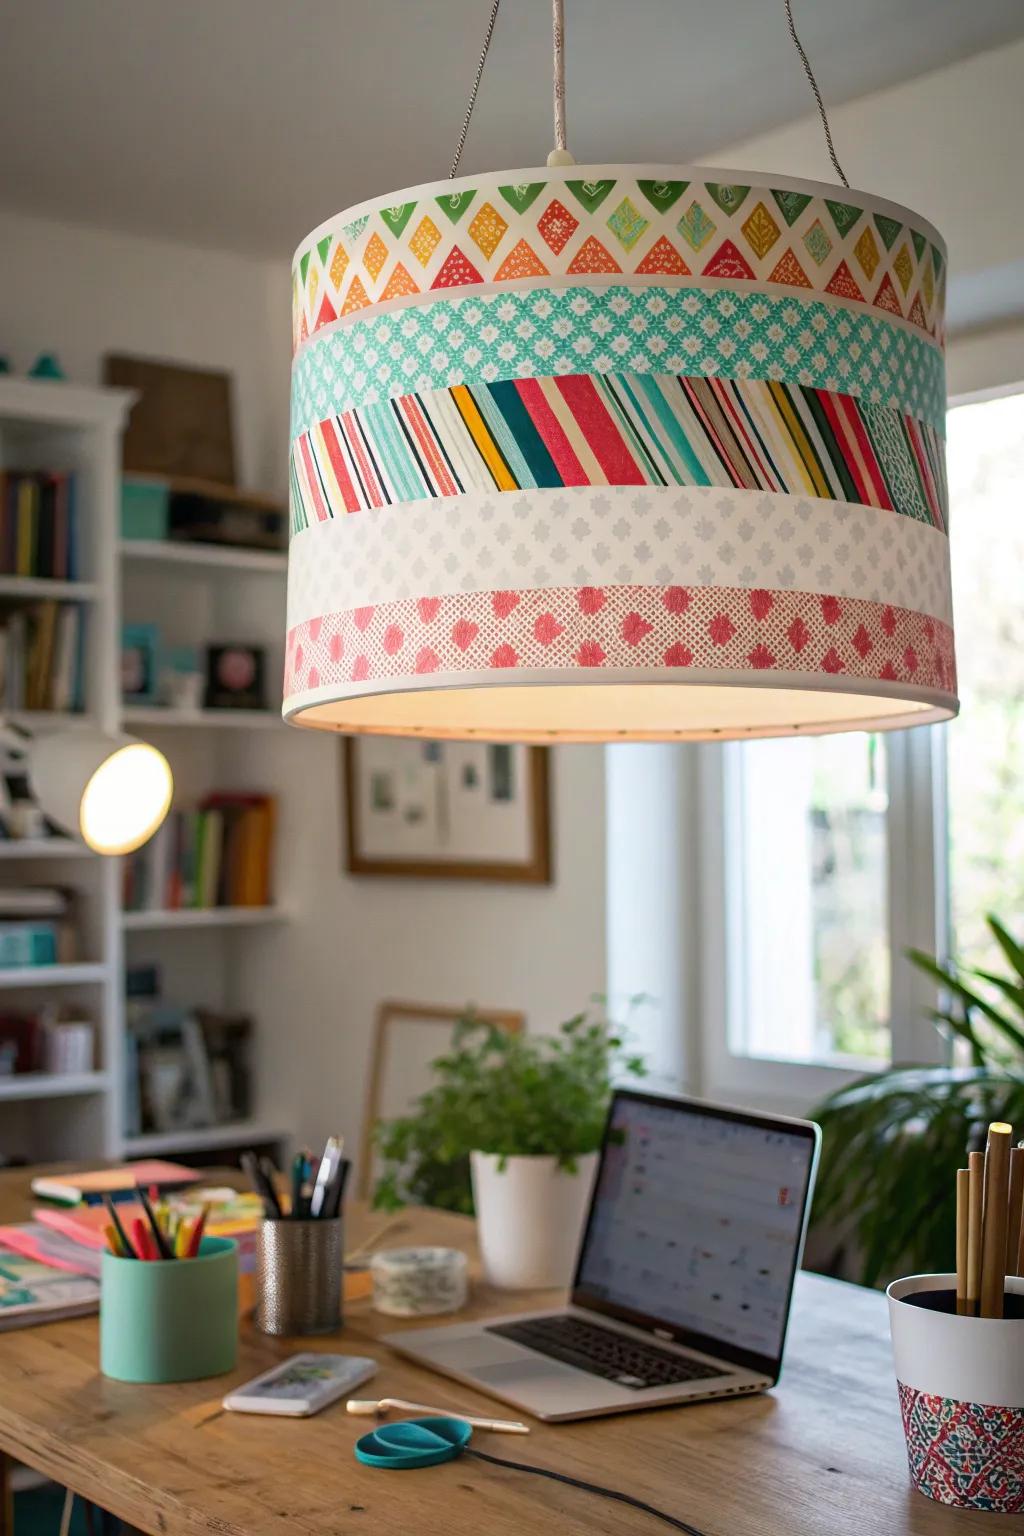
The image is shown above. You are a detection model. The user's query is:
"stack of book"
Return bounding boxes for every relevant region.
[122,793,276,912]
[0,886,75,970]
[0,601,85,712]
[0,470,79,579]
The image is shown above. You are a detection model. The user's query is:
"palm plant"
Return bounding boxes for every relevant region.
[812,915,1024,1287]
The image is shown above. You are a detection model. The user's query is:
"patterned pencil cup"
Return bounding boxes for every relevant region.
[100,1238,238,1383]
[256,1218,343,1336]
[888,1273,1024,1512]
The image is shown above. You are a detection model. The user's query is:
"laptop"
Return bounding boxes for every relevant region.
[384,1089,820,1421]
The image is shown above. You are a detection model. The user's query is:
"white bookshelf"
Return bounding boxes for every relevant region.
[0,375,127,1162]
[120,905,286,931]
[120,705,281,730]
[0,374,293,1166]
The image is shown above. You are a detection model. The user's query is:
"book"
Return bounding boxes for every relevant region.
[0,470,78,579]
[123,794,276,912]
[0,601,83,714]
[30,1160,202,1206]
[0,1222,103,1279]
[0,1249,99,1330]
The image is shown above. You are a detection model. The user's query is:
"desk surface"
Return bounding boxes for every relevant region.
[0,1167,1013,1536]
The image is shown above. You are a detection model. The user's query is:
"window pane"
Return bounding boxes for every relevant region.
[733,734,890,1066]
[946,392,1024,974]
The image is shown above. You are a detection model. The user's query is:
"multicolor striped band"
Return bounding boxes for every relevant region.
[283,583,955,700]
[290,372,946,531]
[285,487,954,630]
[290,285,946,439]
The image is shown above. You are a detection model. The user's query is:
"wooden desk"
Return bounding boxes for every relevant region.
[0,1168,1014,1535]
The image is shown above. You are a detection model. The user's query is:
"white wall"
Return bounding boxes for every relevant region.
[0,207,608,1166]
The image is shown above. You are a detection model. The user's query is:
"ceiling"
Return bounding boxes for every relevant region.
[2,0,1022,260]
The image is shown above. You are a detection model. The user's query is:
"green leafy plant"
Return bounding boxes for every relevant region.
[812,915,1024,1287]
[373,1006,646,1214]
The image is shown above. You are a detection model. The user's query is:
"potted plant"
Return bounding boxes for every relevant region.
[374,1008,646,1288]
[812,914,1024,1286]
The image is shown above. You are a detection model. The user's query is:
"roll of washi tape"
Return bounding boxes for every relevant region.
[370,1246,468,1317]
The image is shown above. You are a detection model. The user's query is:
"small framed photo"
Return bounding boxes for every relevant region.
[204,644,267,710]
[121,623,160,703]
[343,739,551,883]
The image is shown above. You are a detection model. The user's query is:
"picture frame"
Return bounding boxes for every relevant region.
[358,1000,524,1199]
[204,643,267,711]
[343,738,551,883]
[121,623,161,704]
[103,354,237,486]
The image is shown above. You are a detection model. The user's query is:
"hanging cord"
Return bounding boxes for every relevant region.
[464,1447,709,1536]
[449,0,502,178]
[784,0,849,187]
[549,0,572,163]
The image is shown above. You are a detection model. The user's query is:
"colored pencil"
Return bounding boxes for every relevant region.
[137,1185,173,1260]
[980,1122,1012,1318]
[186,1204,210,1258]
[103,1194,136,1259]
[132,1216,154,1261]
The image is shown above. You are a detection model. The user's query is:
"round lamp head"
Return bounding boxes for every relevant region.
[284,164,954,741]
[29,731,173,855]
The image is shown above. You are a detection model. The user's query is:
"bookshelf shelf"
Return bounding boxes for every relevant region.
[121,1120,285,1156]
[121,905,286,931]
[120,539,287,575]
[0,962,108,989]
[0,1070,110,1103]
[0,576,101,601]
[120,705,281,730]
[0,839,94,859]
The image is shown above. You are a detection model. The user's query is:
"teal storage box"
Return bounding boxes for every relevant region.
[100,1236,238,1383]
[121,478,170,541]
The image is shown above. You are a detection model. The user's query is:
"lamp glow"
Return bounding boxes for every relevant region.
[78,741,173,855]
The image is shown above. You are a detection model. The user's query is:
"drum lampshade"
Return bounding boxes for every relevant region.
[285,165,954,740]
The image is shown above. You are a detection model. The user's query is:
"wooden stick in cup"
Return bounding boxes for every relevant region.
[955,1167,970,1315]
[966,1150,984,1317]
[980,1122,1012,1318]
[1007,1145,1024,1280]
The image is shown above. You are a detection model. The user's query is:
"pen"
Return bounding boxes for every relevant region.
[258,1156,284,1219]
[309,1136,342,1219]
[242,1151,282,1220]
[290,1152,308,1219]
[323,1157,351,1220]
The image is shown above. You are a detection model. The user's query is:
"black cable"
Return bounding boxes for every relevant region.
[463,1447,709,1536]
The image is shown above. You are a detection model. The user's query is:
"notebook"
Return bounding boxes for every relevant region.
[0,1249,99,1330]
[30,1160,202,1206]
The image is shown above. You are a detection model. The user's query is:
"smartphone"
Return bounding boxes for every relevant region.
[223,1353,378,1416]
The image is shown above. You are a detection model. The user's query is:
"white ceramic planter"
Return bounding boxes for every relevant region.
[887,1272,1024,1512]
[470,1150,598,1290]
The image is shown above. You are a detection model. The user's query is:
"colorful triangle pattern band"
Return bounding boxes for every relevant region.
[293,170,946,352]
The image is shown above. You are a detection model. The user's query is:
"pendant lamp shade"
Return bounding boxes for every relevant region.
[285,165,954,740]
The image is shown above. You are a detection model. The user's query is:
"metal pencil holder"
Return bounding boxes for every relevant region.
[256,1218,343,1336]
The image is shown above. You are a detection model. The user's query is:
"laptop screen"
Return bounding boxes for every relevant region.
[572,1091,818,1375]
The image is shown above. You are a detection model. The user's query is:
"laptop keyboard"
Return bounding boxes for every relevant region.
[485,1314,729,1390]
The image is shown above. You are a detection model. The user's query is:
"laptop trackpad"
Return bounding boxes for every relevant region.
[429,1335,577,1382]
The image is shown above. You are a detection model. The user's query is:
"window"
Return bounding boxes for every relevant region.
[732,733,889,1068]
[946,392,1024,976]
[697,384,1023,1104]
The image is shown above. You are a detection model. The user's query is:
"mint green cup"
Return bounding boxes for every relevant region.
[100,1237,238,1383]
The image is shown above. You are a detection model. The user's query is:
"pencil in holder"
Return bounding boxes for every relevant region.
[256,1217,343,1336]
[100,1237,238,1383]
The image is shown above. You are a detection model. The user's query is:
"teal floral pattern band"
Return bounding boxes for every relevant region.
[290,285,946,441]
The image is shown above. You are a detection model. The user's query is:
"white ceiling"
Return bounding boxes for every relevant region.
[2,0,1022,260]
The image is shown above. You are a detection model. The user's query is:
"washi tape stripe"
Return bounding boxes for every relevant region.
[290,286,947,439]
[291,372,948,528]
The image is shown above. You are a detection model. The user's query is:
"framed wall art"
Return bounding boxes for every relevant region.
[343,738,551,883]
